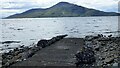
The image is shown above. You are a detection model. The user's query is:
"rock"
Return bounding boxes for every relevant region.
[99,57,105,60]
[108,34,112,37]
[112,63,118,66]
[98,34,103,37]
[6,55,13,60]
[37,34,68,48]
[30,47,40,53]
[2,58,8,65]
[14,51,20,56]
[85,35,100,41]
[27,50,35,58]
[94,45,100,51]
[4,54,21,67]
[2,41,20,44]
[85,36,94,41]
[101,42,106,46]
[109,48,114,51]
[17,28,23,30]
[104,57,114,64]
[20,45,24,48]
[75,47,95,66]
[37,39,49,48]
[22,47,30,51]
[107,64,111,66]
[98,37,112,41]
[104,49,108,52]
[56,34,68,39]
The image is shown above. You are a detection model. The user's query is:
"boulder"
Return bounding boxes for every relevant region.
[75,47,95,66]
[37,39,49,48]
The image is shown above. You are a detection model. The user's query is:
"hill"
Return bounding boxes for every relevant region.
[6,2,120,18]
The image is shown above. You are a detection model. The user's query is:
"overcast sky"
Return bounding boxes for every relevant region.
[0,0,119,18]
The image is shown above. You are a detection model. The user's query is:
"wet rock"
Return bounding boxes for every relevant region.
[2,41,21,44]
[85,35,94,41]
[98,34,103,37]
[108,34,112,37]
[85,35,101,41]
[17,28,23,30]
[3,54,21,67]
[20,45,24,48]
[98,38,111,41]
[37,39,49,48]
[104,57,114,64]
[37,34,68,48]
[56,34,68,39]
[112,63,118,66]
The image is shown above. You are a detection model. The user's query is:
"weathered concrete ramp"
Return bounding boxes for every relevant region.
[11,38,84,66]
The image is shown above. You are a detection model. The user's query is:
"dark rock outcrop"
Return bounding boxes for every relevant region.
[37,34,68,48]
[75,46,95,67]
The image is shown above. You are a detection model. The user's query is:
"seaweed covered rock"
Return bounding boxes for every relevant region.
[37,34,68,48]
[37,40,49,48]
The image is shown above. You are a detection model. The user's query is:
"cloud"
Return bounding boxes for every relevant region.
[0,0,119,18]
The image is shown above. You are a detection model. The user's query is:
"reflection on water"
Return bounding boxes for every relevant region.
[0,16,119,52]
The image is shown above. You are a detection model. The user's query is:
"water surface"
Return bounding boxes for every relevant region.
[0,16,119,53]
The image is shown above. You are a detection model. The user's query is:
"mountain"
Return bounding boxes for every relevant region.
[6,2,120,18]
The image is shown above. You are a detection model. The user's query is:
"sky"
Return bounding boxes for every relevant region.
[0,0,119,18]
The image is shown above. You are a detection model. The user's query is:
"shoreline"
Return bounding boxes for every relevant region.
[1,34,120,67]
[2,16,119,19]
[2,35,68,67]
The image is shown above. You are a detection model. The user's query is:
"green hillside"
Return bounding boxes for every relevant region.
[6,2,120,18]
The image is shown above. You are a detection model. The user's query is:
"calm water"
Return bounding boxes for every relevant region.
[0,16,119,53]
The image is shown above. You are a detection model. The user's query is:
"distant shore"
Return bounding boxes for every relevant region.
[2,34,120,67]
[3,16,119,19]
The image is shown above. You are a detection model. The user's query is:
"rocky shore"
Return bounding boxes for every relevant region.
[1,34,120,68]
[75,34,120,67]
[2,34,68,67]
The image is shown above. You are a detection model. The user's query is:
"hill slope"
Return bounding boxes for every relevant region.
[6,2,120,18]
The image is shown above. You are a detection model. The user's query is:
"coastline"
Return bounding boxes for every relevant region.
[1,34,120,67]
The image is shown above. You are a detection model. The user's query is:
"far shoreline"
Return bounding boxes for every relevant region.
[2,16,119,19]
